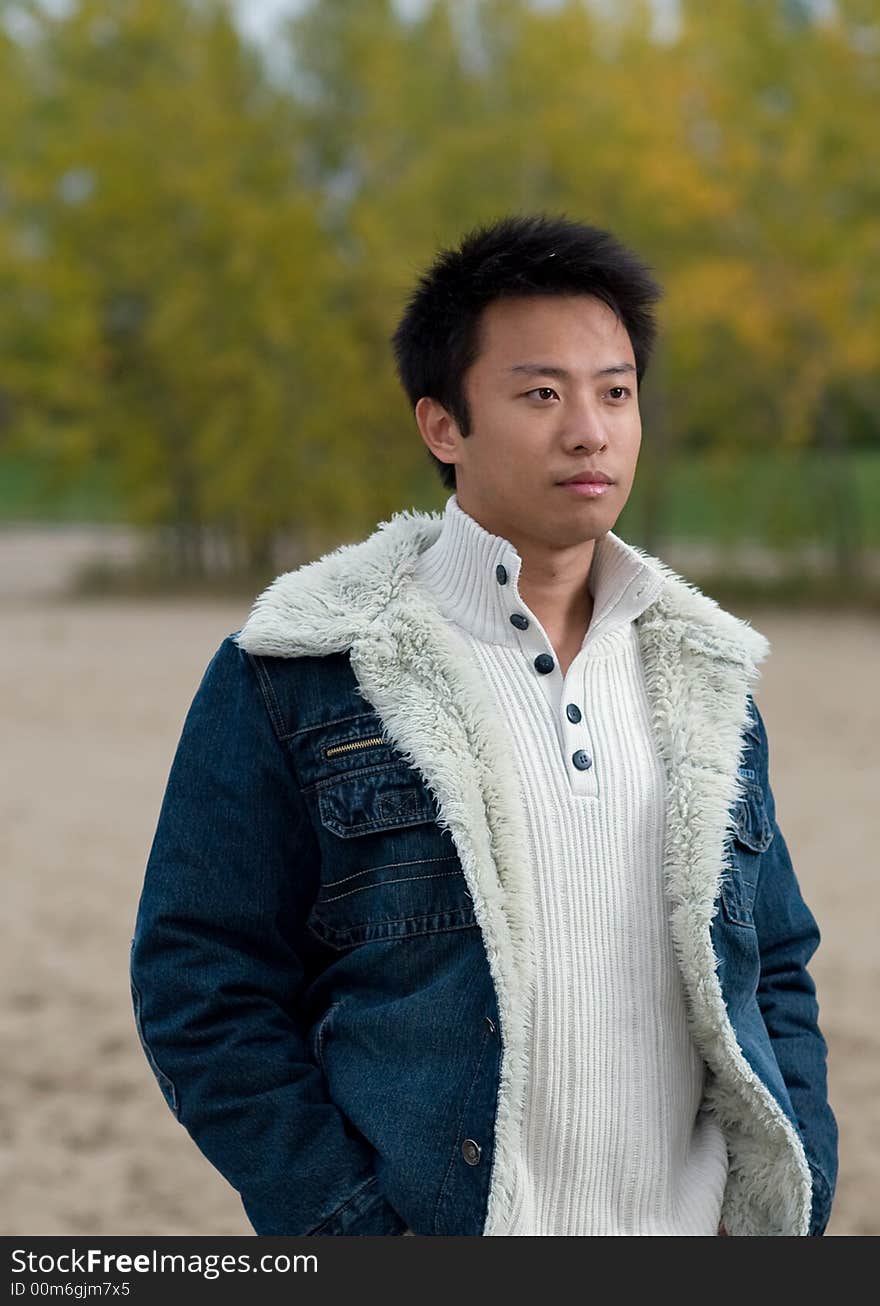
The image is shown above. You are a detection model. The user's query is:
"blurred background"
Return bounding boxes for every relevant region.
[1,0,877,1235]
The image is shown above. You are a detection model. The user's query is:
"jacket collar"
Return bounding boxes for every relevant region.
[236,504,770,669]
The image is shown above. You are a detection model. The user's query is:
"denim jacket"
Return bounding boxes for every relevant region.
[130,508,838,1236]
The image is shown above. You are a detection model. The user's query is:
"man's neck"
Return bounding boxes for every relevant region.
[520,571,594,638]
[494,527,598,651]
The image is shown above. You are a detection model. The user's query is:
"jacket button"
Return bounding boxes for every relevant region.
[510,612,529,630]
[534,653,555,675]
[495,564,508,585]
[572,750,593,770]
[462,1138,482,1165]
[566,702,582,723]
[484,1015,496,1034]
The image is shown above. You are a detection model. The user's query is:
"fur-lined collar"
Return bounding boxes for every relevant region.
[236,507,770,669]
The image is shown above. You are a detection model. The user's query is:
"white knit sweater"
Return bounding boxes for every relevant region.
[412,493,729,1235]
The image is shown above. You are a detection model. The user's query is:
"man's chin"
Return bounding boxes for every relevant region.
[554,496,621,533]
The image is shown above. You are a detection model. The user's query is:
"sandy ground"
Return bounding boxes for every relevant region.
[1,531,877,1236]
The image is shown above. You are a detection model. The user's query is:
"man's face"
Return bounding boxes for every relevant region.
[422,293,642,552]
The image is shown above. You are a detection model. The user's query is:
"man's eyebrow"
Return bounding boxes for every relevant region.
[507,362,637,380]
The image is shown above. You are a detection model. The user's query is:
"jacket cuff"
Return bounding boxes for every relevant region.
[306,1176,409,1236]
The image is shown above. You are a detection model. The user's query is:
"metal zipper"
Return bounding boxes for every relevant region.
[323,735,387,759]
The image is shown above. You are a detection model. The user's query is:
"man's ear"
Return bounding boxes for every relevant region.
[415,396,460,474]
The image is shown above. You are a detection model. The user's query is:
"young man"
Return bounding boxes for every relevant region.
[130,213,838,1236]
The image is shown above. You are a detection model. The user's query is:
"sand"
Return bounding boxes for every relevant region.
[1,533,877,1236]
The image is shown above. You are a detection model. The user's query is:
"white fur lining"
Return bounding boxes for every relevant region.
[235,509,812,1236]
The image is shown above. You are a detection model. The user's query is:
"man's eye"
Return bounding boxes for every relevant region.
[608,386,631,400]
[526,387,558,401]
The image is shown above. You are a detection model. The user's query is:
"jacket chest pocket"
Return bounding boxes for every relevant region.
[720,771,774,928]
[307,763,476,950]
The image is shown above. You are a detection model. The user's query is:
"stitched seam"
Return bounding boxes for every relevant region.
[302,760,415,795]
[730,778,773,852]
[245,652,286,740]
[241,653,325,849]
[320,818,432,837]
[307,918,478,950]
[322,854,459,890]
[279,711,382,744]
[306,1175,380,1236]
[720,885,758,930]
[721,818,764,926]
[315,904,476,926]
[732,809,773,852]
[433,1026,491,1233]
[319,870,465,904]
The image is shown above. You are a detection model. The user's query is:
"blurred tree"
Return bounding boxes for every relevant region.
[5,0,376,573]
[282,0,496,511]
[670,0,879,571]
[1,0,876,582]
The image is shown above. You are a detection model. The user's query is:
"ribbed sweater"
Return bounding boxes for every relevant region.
[412,493,729,1236]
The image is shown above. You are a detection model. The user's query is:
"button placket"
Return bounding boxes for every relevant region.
[497,562,561,711]
[494,557,598,794]
[560,649,598,798]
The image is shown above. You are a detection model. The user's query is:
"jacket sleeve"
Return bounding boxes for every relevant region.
[129,635,408,1236]
[748,699,839,1236]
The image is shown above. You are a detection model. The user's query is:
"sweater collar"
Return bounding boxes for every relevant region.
[411,492,664,649]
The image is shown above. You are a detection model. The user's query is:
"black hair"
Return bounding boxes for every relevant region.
[390,211,664,491]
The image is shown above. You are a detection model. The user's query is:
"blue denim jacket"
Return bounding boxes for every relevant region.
[130,510,837,1236]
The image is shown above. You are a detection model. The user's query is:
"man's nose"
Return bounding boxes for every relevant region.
[561,400,607,452]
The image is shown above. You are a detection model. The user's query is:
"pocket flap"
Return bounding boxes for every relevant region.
[732,783,773,853]
[318,765,438,838]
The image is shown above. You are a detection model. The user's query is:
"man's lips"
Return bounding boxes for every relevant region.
[556,471,615,497]
[557,480,613,496]
[557,471,615,485]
